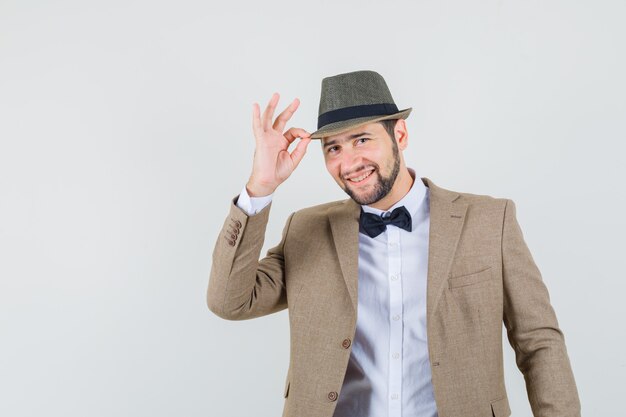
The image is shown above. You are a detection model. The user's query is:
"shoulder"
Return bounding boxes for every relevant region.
[425,177,511,211]
[276,198,350,239]
[426,180,520,236]
[457,190,509,207]
[291,198,349,221]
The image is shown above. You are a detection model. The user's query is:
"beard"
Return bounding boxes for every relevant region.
[341,139,401,206]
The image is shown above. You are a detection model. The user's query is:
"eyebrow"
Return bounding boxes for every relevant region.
[322,132,371,149]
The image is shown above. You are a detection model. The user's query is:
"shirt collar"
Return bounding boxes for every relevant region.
[360,167,428,227]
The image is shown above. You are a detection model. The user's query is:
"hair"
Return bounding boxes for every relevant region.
[377,119,398,142]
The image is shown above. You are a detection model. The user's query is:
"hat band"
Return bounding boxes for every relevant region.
[317,103,399,129]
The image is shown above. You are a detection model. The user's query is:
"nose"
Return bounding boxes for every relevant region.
[339,148,363,177]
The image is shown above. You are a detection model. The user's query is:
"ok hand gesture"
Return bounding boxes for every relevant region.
[247,93,312,197]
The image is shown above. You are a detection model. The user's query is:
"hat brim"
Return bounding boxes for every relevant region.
[309,107,412,139]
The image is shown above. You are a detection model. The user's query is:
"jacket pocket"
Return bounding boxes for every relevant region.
[490,396,511,417]
[448,266,493,289]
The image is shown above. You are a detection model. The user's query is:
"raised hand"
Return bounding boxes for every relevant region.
[247,92,312,197]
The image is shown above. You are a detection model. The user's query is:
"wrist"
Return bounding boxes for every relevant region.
[246,181,275,197]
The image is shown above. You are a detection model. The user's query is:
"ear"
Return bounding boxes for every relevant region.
[394,119,409,151]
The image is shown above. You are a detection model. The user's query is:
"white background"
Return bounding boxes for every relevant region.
[1,0,624,416]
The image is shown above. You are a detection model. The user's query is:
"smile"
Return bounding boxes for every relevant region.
[347,169,375,184]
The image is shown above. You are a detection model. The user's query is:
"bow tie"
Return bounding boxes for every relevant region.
[359,205,412,238]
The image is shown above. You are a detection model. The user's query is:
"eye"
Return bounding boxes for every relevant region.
[327,146,338,153]
[357,138,369,144]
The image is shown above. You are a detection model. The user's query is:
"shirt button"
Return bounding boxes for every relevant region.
[389,242,398,247]
[392,314,400,321]
[390,274,399,281]
[391,393,399,400]
[328,391,338,401]
[392,352,400,359]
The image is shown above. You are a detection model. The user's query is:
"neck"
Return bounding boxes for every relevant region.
[368,167,414,211]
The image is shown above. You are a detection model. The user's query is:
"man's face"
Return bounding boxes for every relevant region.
[322,121,402,206]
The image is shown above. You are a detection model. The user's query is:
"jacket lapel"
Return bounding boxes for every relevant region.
[328,198,361,314]
[327,177,468,318]
[423,177,468,320]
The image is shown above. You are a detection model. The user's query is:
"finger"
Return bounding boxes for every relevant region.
[252,103,263,139]
[273,98,300,132]
[261,92,279,131]
[283,127,311,144]
[289,137,312,168]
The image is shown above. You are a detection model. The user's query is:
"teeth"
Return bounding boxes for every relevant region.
[349,170,374,182]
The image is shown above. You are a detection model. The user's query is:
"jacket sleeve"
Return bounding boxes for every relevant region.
[501,198,581,417]
[207,194,295,320]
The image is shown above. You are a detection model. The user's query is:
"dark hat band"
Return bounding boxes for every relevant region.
[317,103,399,129]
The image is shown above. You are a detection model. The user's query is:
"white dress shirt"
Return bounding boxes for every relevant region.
[235,167,438,417]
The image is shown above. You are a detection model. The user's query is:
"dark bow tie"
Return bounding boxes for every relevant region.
[359,205,412,238]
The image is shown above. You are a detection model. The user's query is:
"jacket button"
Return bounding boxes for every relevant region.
[227,239,235,246]
[341,338,351,349]
[229,234,237,240]
[328,391,338,401]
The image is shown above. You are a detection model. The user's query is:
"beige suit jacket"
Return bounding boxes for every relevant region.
[207,177,581,417]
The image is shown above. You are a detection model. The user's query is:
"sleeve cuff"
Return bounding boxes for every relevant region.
[235,184,274,215]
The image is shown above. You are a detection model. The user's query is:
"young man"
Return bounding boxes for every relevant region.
[207,70,581,417]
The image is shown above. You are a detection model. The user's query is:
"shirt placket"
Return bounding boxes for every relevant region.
[387,221,403,416]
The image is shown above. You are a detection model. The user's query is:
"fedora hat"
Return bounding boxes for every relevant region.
[310,70,412,139]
